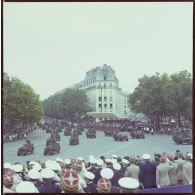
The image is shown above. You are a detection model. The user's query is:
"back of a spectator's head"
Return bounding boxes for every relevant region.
[177,152,183,158]
[117,157,122,163]
[129,156,136,164]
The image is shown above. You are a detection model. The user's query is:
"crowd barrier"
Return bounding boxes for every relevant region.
[137,184,192,193]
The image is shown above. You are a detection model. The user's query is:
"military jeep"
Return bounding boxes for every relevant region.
[17,140,34,156]
[130,130,145,139]
[86,129,96,138]
[64,129,72,136]
[44,143,60,155]
[173,132,192,145]
[113,133,128,141]
[69,135,79,145]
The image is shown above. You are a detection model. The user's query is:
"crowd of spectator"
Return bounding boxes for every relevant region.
[3,150,192,193]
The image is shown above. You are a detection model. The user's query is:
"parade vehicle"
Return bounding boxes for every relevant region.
[104,130,117,136]
[73,129,82,136]
[69,135,79,145]
[130,130,145,139]
[172,131,192,145]
[64,129,72,136]
[44,142,60,155]
[86,129,96,138]
[46,137,59,146]
[17,140,34,156]
[46,128,52,133]
[51,132,60,141]
[113,133,128,141]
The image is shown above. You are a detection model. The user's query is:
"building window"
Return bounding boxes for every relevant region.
[104,76,107,80]
[104,96,107,101]
[99,104,102,108]
[110,104,113,109]
[104,83,106,88]
[110,96,112,101]
[104,104,107,108]
[99,97,102,101]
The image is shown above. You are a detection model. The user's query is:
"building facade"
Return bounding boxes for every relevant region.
[74,64,132,121]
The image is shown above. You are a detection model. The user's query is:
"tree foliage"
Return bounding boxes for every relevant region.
[128,70,192,129]
[3,73,43,134]
[43,88,90,120]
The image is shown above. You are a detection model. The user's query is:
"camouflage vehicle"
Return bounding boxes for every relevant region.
[113,133,128,141]
[130,130,145,139]
[74,129,82,136]
[44,142,60,155]
[51,132,60,141]
[17,140,34,156]
[86,129,96,138]
[172,132,192,145]
[70,135,79,145]
[46,137,58,146]
[104,130,116,136]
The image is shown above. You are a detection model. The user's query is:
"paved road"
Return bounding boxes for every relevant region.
[3,129,192,164]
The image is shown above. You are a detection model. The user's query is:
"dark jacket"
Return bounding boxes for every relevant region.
[84,182,97,193]
[38,181,62,193]
[139,161,157,188]
[111,171,124,187]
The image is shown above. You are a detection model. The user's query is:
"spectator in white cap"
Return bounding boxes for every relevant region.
[105,158,113,168]
[112,154,118,159]
[38,168,61,193]
[93,159,104,184]
[11,164,24,183]
[125,156,140,182]
[139,154,157,189]
[118,177,139,193]
[16,181,39,193]
[121,159,129,173]
[183,153,192,184]
[46,161,61,183]
[78,156,87,174]
[3,162,12,175]
[87,158,97,174]
[100,167,120,192]
[111,163,124,187]
[83,171,97,193]
[64,159,72,170]
[56,157,64,168]
[27,169,42,189]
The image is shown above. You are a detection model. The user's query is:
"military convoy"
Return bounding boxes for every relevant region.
[86,129,96,138]
[172,131,192,145]
[113,133,128,141]
[130,130,145,139]
[17,140,34,156]
[51,132,60,141]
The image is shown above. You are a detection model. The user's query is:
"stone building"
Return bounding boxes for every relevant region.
[74,64,132,121]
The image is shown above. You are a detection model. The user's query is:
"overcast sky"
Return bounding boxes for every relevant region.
[4,2,193,100]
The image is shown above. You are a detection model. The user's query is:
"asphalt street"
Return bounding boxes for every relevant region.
[3,129,192,164]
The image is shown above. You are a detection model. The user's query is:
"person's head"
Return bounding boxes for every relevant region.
[28,169,41,182]
[97,178,111,193]
[142,154,151,161]
[167,154,173,161]
[117,156,122,163]
[129,156,136,164]
[177,152,183,158]
[185,153,192,161]
[160,157,166,163]
[3,170,14,188]
[60,170,79,192]
[40,168,54,183]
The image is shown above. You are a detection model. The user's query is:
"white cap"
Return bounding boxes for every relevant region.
[112,154,117,159]
[111,159,117,164]
[33,162,42,171]
[29,161,36,165]
[186,153,193,159]
[113,163,121,171]
[89,158,97,164]
[142,154,151,160]
[4,162,11,169]
[45,160,52,167]
[16,181,37,193]
[97,159,104,166]
[105,159,112,164]
[64,159,71,165]
[56,157,64,163]
[28,169,41,179]
[41,168,54,178]
[100,168,114,179]
[118,177,139,189]
[78,157,84,161]
[84,171,95,180]
[46,161,61,171]
[122,159,129,164]
[12,164,23,172]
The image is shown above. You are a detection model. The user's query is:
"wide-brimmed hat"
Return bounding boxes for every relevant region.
[118,177,139,190]
[16,181,37,193]
[100,168,114,180]
[142,154,151,160]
